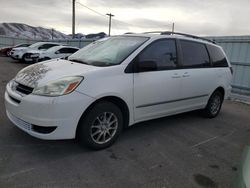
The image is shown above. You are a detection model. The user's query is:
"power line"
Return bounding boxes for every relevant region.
[75,1,140,29]
[76,1,107,18]
[74,1,169,33]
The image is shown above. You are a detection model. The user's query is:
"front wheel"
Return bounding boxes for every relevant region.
[203,91,223,118]
[21,54,29,63]
[77,101,123,150]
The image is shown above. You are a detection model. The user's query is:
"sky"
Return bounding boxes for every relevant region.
[0,0,250,36]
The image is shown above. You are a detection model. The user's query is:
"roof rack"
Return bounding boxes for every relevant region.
[143,31,216,44]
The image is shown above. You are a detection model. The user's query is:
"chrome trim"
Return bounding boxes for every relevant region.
[136,94,209,108]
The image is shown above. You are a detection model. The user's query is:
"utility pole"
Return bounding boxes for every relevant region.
[72,0,76,39]
[172,22,175,33]
[106,13,114,36]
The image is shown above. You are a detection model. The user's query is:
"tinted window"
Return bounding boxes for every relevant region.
[68,48,78,53]
[58,48,68,54]
[207,45,228,67]
[136,39,177,71]
[180,40,210,68]
[58,48,77,54]
[16,44,30,47]
[39,44,58,50]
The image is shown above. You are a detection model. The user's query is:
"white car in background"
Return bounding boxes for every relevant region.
[10,42,61,62]
[31,46,79,62]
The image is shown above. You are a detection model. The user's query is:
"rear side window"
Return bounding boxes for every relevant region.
[207,45,228,67]
[180,40,210,68]
[58,48,78,54]
[58,48,68,54]
[68,48,78,53]
[137,39,177,70]
[39,44,58,50]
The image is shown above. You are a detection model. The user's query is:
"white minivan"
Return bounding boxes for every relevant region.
[5,32,232,149]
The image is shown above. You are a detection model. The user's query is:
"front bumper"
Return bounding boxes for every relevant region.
[24,53,40,62]
[10,51,24,60]
[5,82,95,140]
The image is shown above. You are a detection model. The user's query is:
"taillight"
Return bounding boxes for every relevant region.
[230,67,233,75]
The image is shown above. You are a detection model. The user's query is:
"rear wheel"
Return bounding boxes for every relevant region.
[203,91,223,118]
[77,101,123,150]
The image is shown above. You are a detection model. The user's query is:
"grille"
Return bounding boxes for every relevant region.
[8,112,32,131]
[16,83,33,95]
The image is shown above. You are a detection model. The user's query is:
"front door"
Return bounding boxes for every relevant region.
[133,39,183,121]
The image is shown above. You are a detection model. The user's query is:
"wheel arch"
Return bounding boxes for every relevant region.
[76,96,130,135]
[213,86,225,99]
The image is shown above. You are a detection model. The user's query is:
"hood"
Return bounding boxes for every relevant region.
[0,46,12,50]
[14,59,101,88]
[26,49,42,54]
[11,47,28,51]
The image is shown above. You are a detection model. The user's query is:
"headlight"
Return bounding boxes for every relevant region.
[32,76,83,96]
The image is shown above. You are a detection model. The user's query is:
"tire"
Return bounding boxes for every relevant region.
[77,101,123,150]
[21,54,28,63]
[203,91,223,118]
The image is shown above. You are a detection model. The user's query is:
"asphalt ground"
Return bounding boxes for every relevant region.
[0,56,250,188]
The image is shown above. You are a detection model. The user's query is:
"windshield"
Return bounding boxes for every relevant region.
[68,36,148,66]
[29,42,43,48]
[46,47,59,52]
[15,44,30,47]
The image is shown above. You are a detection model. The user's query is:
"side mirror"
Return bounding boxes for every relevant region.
[135,60,157,72]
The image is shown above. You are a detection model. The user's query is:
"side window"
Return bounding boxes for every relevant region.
[38,44,47,50]
[180,40,210,68]
[39,44,58,50]
[136,39,177,71]
[68,48,78,53]
[58,48,68,54]
[58,48,77,54]
[207,45,228,67]
[47,44,58,49]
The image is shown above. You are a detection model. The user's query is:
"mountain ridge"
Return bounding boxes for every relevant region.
[0,22,107,40]
[0,22,70,40]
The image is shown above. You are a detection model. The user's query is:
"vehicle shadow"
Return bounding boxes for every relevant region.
[5,110,202,155]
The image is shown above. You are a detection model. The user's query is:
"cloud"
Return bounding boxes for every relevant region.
[0,0,250,35]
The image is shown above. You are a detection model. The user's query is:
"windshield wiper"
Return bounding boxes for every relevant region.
[69,59,90,65]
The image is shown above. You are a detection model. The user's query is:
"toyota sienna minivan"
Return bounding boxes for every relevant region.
[5,32,233,149]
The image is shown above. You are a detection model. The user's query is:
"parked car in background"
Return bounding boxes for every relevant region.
[0,43,31,56]
[5,32,232,150]
[10,42,61,62]
[29,46,79,62]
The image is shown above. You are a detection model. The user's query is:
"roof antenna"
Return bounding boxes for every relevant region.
[171,22,175,34]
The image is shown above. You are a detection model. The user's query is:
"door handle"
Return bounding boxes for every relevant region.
[172,76,181,78]
[182,72,190,77]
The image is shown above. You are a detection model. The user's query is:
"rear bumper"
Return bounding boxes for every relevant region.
[225,85,232,99]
